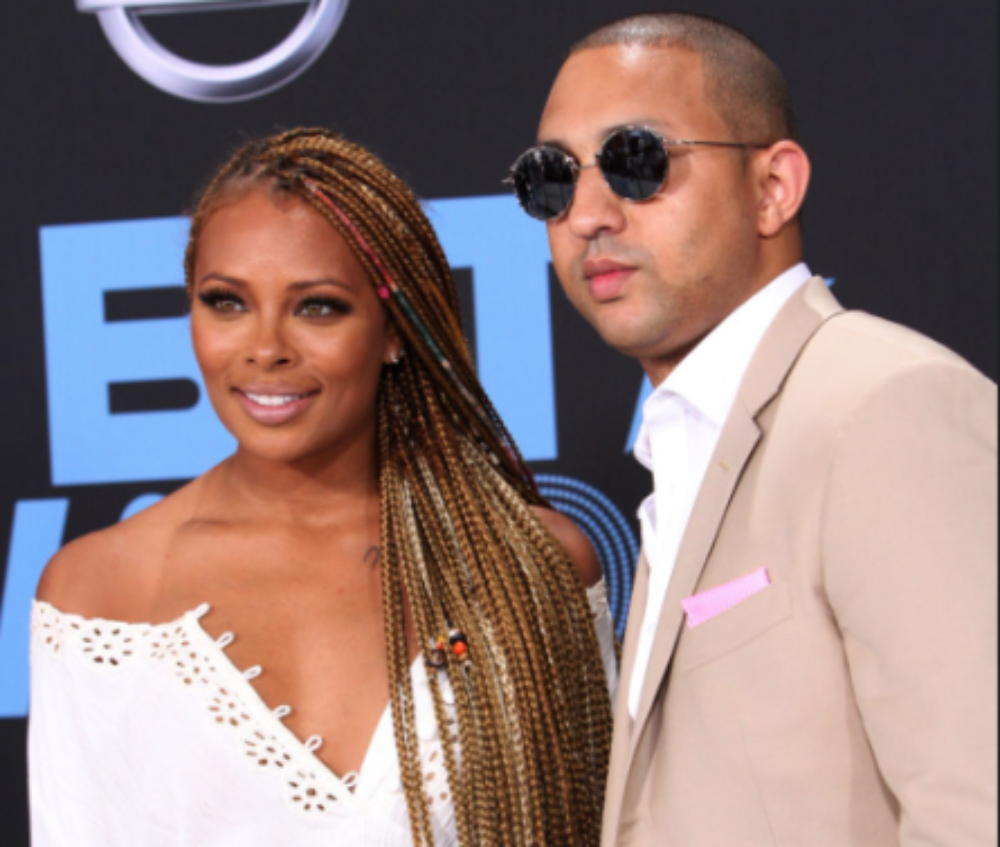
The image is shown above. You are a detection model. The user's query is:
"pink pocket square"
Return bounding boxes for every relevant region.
[683,568,771,628]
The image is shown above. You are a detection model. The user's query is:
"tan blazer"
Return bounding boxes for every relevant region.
[602,279,998,847]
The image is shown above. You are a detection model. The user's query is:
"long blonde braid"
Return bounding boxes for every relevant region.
[185,128,612,847]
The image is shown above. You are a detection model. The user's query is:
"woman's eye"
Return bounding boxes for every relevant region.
[297,298,350,318]
[198,290,245,313]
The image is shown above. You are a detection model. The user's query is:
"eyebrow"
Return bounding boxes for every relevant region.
[197,273,356,293]
[537,118,675,150]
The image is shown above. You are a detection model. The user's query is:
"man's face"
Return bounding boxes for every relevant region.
[539,45,765,373]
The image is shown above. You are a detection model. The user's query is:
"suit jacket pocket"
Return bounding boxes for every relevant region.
[674,581,793,674]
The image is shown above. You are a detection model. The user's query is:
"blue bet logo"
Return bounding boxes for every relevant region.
[36,197,559,485]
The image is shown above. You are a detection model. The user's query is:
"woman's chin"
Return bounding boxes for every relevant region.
[231,433,328,467]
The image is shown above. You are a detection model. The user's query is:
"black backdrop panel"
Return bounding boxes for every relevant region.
[0,2,996,841]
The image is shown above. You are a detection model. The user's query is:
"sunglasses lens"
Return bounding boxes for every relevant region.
[599,128,669,201]
[511,148,576,221]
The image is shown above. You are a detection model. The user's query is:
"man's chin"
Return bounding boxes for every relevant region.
[591,314,670,360]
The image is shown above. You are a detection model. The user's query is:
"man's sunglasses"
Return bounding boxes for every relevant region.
[506,126,768,222]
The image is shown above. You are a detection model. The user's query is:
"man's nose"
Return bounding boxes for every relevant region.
[565,165,628,241]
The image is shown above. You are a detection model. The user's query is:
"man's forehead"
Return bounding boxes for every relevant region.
[538,44,709,146]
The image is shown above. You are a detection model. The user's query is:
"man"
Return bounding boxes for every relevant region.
[506,12,997,847]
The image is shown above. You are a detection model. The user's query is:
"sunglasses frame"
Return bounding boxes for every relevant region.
[506,125,770,221]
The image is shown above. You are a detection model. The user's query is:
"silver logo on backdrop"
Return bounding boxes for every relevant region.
[77,0,351,103]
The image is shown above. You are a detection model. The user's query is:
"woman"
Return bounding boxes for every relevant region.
[30,129,616,847]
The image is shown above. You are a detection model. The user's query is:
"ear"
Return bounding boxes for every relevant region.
[754,141,811,239]
[382,318,404,365]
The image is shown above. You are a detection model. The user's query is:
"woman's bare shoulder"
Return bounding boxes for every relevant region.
[35,481,200,620]
[532,506,603,588]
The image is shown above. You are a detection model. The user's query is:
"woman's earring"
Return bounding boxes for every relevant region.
[390,348,405,366]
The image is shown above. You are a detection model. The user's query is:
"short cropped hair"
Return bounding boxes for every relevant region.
[572,13,798,143]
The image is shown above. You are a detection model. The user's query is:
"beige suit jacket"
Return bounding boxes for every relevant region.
[602,279,998,847]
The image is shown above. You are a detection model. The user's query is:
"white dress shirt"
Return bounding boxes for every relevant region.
[628,263,814,718]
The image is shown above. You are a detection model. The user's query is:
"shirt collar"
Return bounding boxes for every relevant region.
[634,263,814,470]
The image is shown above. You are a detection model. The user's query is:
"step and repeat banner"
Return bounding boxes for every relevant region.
[0,1,996,839]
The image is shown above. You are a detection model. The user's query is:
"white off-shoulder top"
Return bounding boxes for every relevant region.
[29,583,618,847]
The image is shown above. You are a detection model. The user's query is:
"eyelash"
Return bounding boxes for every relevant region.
[198,289,245,313]
[196,289,352,318]
[297,297,352,318]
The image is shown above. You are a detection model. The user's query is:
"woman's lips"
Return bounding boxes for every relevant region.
[584,259,637,303]
[233,388,318,426]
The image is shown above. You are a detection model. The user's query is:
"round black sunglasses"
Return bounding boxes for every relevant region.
[506,126,768,222]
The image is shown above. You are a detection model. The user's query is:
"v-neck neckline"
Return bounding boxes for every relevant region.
[184,602,422,807]
[34,599,421,812]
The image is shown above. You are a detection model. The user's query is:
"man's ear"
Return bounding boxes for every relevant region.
[755,141,811,239]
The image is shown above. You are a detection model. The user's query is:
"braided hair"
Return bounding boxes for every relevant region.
[185,129,612,847]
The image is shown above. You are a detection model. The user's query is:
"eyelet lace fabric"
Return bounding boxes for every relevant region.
[29,581,615,844]
[30,600,461,821]
[587,580,612,624]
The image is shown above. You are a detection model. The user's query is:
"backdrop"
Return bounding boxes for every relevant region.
[0,1,996,841]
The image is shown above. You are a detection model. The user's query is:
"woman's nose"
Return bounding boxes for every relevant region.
[245,317,295,369]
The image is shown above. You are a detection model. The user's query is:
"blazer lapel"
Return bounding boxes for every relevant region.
[627,278,844,756]
[627,407,761,744]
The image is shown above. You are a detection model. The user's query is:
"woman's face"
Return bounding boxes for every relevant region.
[190,188,399,466]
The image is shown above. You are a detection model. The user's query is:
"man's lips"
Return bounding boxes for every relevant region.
[583,258,638,303]
[232,386,320,425]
